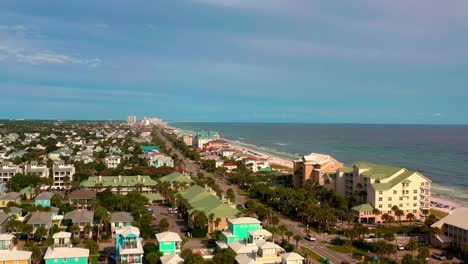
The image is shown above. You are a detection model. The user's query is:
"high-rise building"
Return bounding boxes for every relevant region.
[127,116,137,125]
[292,153,343,188]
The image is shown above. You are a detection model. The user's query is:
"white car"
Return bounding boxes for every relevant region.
[304,235,316,241]
[396,244,405,250]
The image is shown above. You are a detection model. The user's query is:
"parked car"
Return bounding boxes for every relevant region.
[304,234,316,241]
[98,255,107,264]
[440,253,453,260]
[396,244,405,250]
[431,253,447,260]
[147,208,154,214]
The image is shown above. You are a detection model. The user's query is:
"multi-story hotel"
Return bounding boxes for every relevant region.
[127,116,137,125]
[194,131,219,148]
[292,153,343,188]
[335,161,431,223]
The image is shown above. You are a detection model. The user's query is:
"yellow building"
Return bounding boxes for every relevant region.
[336,161,431,223]
[292,153,343,188]
[0,234,32,264]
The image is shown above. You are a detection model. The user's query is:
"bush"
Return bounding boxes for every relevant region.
[192,228,207,238]
[279,239,294,252]
[331,237,345,246]
[100,234,111,240]
[353,241,376,252]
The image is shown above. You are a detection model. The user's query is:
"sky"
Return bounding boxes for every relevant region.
[0,0,467,124]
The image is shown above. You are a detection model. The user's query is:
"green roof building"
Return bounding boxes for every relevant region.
[159,172,194,185]
[80,175,158,195]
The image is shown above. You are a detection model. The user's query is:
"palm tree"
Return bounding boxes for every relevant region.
[418,246,430,260]
[35,226,48,243]
[293,234,302,247]
[395,209,405,224]
[406,213,415,225]
[145,251,160,264]
[406,239,418,254]
[69,224,81,238]
[84,224,93,239]
[23,224,33,244]
[30,245,42,264]
[286,231,294,242]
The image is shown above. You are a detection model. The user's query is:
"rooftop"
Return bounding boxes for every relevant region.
[80,175,158,188]
[159,172,194,184]
[110,212,134,223]
[44,247,89,259]
[229,217,261,225]
[156,231,182,242]
[36,191,55,200]
[64,210,94,223]
[432,207,468,230]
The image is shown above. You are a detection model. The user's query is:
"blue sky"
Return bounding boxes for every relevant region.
[0,0,467,124]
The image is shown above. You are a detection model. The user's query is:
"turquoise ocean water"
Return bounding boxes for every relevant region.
[169,122,468,204]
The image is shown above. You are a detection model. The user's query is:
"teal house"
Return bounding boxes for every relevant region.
[156,231,182,255]
[116,226,143,264]
[35,191,54,207]
[141,145,160,153]
[222,217,262,243]
[44,232,89,264]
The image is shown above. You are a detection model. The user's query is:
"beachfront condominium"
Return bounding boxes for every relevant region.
[194,131,220,148]
[335,161,431,223]
[292,153,344,188]
[431,207,468,248]
[127,116,137,125]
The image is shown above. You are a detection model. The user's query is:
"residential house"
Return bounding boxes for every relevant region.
[148,155,174,168]
[7,206,22,220]
[69,189,96,209]
[0,162,22,182]
[24,161,48,178]
[179,185,239,233]
[0,192,21,207]
[110,212,134,237]
[141,145,160,154]
[155,232,182,255]
[0,234,32,264]
[80,175,158,195]
[52,160,75,188]
[105,155,121,169]
[44,232,89,264]
[242,157,271,173]
[280,252,304,264]
[109,146,122,155]
[222,217,262,243]
[35,192,55,208]
[48,150,63,161]
[0,212,9,233]
[223,162,238,173]
[194,131,220,148]
[160,254,184,264]
[27,211,53,232]
[64,210,94,233]
[116,226,144,264]
[431,207,468,248]
[220,148,236,158]
[292,153,344,188]
[336,161,432,223]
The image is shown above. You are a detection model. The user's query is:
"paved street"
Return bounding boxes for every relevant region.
[156,128,354,264]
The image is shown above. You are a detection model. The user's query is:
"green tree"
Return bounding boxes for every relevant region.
[145,251,160,264]
[159,218,170,232]
[84,224,93,238]
[402,253,416,264]
[286,230,294,242]
[226,188,236,204]
[69,224,81,238]
[418,246,430,260]
[406,213,415,224]
[181,249,206,264]
[293,234,302,247]
[30,245,43,264]
[85,239,99,255]
[35,226,48,242]
[23,224,33,243]
[406,239,419,254]
[212,249,236,264]
[395,209,405,224]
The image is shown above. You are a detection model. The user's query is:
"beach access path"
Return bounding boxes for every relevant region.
[156,128,355,264]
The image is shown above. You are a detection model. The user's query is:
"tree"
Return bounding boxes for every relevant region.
[23,224,33,243]
[226,188,236,204]
[212,249,236,264]
[395,209,405,224]
[85,239,99,255]
[159,218,170,232]
[35,226,47,242]
[69,224,81,238]
[30,245,42,264]
[286,231,294,242]
[418,246,430,260]
[145,251,160,264]
[84,224,93,238]
[461,243,468,263]
[192,210,208,230]
[293,234,302,247]
[402,253,416,264]
[406,213,415,224]
[181,249,206,264]
[406,239,419,254]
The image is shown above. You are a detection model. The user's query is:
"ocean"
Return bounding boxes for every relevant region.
[168,122,468,204]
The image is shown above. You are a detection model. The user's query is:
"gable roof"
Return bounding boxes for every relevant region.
[159,172,194,184]
[353,161,403,180]
[27,211,53,225]
[0,192,21,201]
[160,254,184,264]
[110,212,134,223]
[69,189,97,200]
[229,217,261,225]
[36,191,54,200]
[432,207,468,230]
[156,231,182,242]
[352,203,375,212]
[64,210,94,223]
[179,185,211,203]
[80,175,158,188]
[0,212,9,224]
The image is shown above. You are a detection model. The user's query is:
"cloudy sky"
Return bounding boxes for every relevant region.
[1,0,467,123]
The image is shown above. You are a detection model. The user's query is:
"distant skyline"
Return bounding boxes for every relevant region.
[1,0,468,124]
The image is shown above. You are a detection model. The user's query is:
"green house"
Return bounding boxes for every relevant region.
[44,232,89,264]
[35,191,54,208]
[156,231,182,255]
[222,217,262,243]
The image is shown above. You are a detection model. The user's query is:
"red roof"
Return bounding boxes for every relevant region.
[223,162,237,167]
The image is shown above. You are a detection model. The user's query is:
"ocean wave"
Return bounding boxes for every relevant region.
[273,142,289,146]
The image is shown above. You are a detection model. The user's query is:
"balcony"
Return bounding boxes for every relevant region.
[121,241,138,250]
[420,185,430,190]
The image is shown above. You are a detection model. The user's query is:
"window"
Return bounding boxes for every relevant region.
[413,190,417,194]
[64,259,67,263]
[379,197,383,201]
[393,190,397,194]
[413,196,417,200]
[388,204,392,208]
[406,190,409,194]
[75,258,79,262]
[413,203,417,207]
[399,197,403,201]
[399,204,403,207]
[379,204,382,208]
[388,210,392,214]
[413,210,417,213]
[388,197,392,201]
[379,191,383,195]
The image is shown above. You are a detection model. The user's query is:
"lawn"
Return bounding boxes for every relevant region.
[300,246,322,261]
[430,209,448,219]
[326,245,352,254]
[90,256,98,264]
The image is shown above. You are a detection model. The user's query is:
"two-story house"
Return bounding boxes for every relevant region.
[64,210,94,233]
[222,217,262,243]
[44,232,89,264]
[110,212,134,237]
[280,253,305,264]
[24,161,48,178]
[0,234,32,264]
[35,192,55,208]
[0,192,21,207]
[0,162,22,182]
[69,189,96,209]
[116,226,144,264]
[148,155,174,168]
[105,155,121,169]
[155,232,182,256]
[27,211,53,233]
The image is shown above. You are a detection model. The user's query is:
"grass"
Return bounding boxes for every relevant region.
[326,245,352,254]
[300,246,322,261]
[91,256,98,264]
[430,209,449,219]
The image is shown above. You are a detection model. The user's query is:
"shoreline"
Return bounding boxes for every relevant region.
[163,122,466,213]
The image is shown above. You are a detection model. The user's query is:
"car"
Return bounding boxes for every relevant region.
[147,208,154,214]
[440,253,453,260]
[304,234,316,241]
[396,244,405,250]
[98,255,107,264]
[431,253,447,261]
[236,204,245,209]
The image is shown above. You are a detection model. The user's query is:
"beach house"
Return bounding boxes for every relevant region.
[27,211,53,232]
[159,172,194,189]
[105,155,121,169]
[35,191,55,207]
[52,160,75,188]
[222,217,262,243]
[24,161,48,178]
[0,162,22,182]
[182,135,193,146]
[155,232,182,255]
[0,192,21,207]
[148,155,174,168]
[0,234,32,264]
[110,212,134,237]
[431,207,468,248]
[44,232,89,264]
[292,153,344,188]
[64,210,94,233]
[335,161,432,223]
[116,226,144,264]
